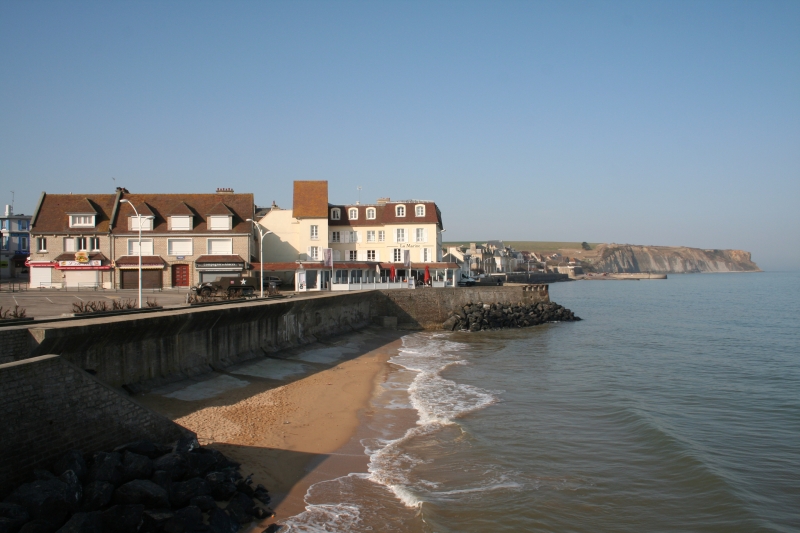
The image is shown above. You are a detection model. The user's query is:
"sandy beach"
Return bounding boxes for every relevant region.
[137,327,406,522]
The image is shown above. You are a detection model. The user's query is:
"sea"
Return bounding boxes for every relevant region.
[283,272,800,532]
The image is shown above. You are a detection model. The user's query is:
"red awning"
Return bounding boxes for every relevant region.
[115,255,167,270]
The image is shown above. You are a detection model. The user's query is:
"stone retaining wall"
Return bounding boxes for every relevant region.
[0,354,189,498]
[0,328,30,364]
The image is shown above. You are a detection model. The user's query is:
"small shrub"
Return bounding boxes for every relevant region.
[0,305,27,319]
[145,298,159,308]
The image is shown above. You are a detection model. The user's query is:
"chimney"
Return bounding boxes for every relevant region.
[4,205,10,217]
[216,188,234,194]
[376,197,390,205]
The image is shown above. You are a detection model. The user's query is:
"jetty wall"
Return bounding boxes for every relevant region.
[0,354,188,497]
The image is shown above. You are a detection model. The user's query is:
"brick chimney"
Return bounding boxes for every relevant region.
[216,188,234,194]
[376,197,390,205]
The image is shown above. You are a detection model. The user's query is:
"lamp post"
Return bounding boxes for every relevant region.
[246,219,273,298]
[119,199,142,308]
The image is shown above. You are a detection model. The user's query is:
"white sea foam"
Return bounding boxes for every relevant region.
[281,503,361,532]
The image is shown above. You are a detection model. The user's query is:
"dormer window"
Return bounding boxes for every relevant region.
[348,208,358,220]
[69,215,95,228]
[366,208,376,220]
[396,205,406,217]
[208,215,232,230]
[331,208,341,220]
[415,204,425,217]
[130,216,153,231]
[169,216,192,231]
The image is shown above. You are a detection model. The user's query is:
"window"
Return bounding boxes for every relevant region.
[19,237,28,251]
[348,250,358,261]
[17,220,29,230]
[331,208,341,220]
[367,230,376,243]
[76,237,88,251]
[168,239,193,256]
[36,237,47,252]
[310,225,319,240]
[366,208,376,220]
[416,228,426,242]
[69,215,95,228]
[170,216,192,231]
[64,238,75,252]
[308,246,319,260]
[393,249,402,262]
[344,231,358,243]
[128,239,154,255]
[89,237,100,251]
[348,208,358,220]
[207,238,233,254]
[378,230,385,242]
[208,216,231,230]
[396,228,406,242]
[331,231,341,243]
[367,250,376,261]
[423,248,432,262]
[0,220,7,230]
[1,236,7,250]
[130,216,153,231]
[396,205,405,217]
[415,205,425,217]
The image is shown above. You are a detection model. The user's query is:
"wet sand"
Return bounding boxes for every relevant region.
[136,327,404,520]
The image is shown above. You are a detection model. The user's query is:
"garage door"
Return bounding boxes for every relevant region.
[120,270,163,289]
[30,267,53,288]
[65,270,98,288]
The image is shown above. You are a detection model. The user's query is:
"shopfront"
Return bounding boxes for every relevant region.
[115,256,166,289]
[195,255,246,284]
[53,253,112,288]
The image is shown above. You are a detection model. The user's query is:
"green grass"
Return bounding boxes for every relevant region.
[443,241,602,252]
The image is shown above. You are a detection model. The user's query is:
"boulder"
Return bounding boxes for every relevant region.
[86,453,123,487]
[0,502,30,533]
[150,470,171,490]
[171,506,203,531]
[140,509,173,533]
[33,471,57,482]
[169,478,211,509]
[121,452,153,482]
[79,482,114,512]
[263,525,282,533]
[253,507,273,520]
[113,480,169,508]
[5,479,73,527]
[185,453,217,479]
[224,493,254,525]
[18,520,56,533]
[58,471,82,510]
[54,512,102,533]
[52,452,87,481]
[188,496,216,513]
[253,485,270,506]
[100,505,144,533]
[114,441,167,460]
[207,509,238,533]
[173,437,200,455]
[442,316,459,331]
[152,454,187,482]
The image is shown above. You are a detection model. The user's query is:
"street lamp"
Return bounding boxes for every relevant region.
[119,199,142,308]
[246,218,273,298]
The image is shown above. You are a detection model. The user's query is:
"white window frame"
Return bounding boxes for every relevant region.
[415,204,425,217]
[331,208,341,220]
[308,246,319,260]
[396,205,406,217]
[423,248,432,262]
[168,238,193,256]
[396,228,406,243]
[367,249,376,261]
[128,238,154,256]
[36,237,47,252]
[208,216,232,231]
[348,250,358,261]
[169,216,192,231]
[69,215,95,228]
[331,231,341,243]
[348,208,358,220]
[416,228,426,242]
[130,216,153,231]
[393,248,402,262]
[64,238,75,252]
[207,238,233,255]
[366,208,376,220]
[366,230,376,243]
[89,237,101,251]
[378,230,385,242]
[76,237,88,251]
[310,225,319,240]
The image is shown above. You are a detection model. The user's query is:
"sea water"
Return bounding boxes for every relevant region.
[283,272,800,532]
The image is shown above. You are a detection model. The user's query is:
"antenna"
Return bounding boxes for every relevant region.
[10,191,14,214]
[357,186,362,205]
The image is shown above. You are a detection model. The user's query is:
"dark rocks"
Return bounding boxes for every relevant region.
[79,482,114,512]
[113,480,170,508]
[52,452,87,481]
[444,300,581,331]
[18,520,56,533]
[169,478,211,509]
[140,509,173,533]
[173,436,200,455]
[100,505,144,533]
[0,503,30,533]
[5,479,74,527]
[121,452,153,483]
[86,453,123,487]
[253,485,270,506]
[224,493,254,525]
[263,525,282,533]
[55,512,102,533]
[153,454,188,482]
[189,496,216,513]
[207,509,239,533]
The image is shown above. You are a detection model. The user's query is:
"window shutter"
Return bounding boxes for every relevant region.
[393,230,397,243]
[375,250,380,261]
[306,247,311,260]
[355,232,360,242]
[343,232,350,243]
[333,250,341,261]
[423,228,428,242]
[357,250,366,261]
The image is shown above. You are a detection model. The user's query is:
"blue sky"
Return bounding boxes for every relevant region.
[1,1,798,270]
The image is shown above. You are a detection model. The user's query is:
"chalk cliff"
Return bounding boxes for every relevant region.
[590,245,761,273]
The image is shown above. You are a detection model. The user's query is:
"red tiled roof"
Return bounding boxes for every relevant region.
[115,193,254,235]
[32,194,117,234]
[293,181,329,218]
[328,201,443,228]
[167,202,196,216]
[206,202,235,216]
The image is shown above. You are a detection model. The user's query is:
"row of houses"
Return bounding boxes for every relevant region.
[22,181,459,290]
[0,205,31,279]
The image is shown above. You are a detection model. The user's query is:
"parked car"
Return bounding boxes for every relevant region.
[457,274,476,287]
[260,275,284,287]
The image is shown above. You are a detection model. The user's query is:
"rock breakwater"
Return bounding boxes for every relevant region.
[1,436,279,533]
[442,301,580,331]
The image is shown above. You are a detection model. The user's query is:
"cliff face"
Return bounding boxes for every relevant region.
[591,245,761,273]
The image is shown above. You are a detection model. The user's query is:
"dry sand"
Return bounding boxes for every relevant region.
[137,328,405,522]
